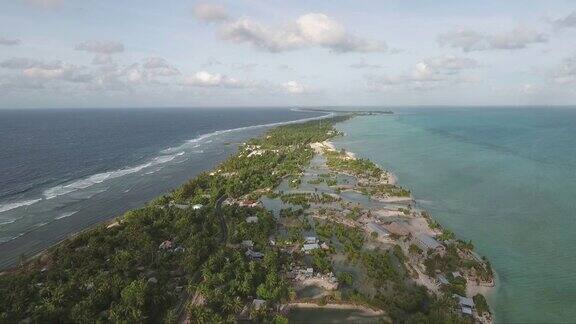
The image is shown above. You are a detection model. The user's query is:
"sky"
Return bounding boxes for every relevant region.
[1,0,576,108]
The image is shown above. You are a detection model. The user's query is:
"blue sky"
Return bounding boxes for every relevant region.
[1,0,575,108]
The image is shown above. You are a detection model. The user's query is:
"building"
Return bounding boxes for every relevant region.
[437,274,449,286]
[455,294,474,316]
[192,204,203,210]
[302,243,320,252]
[416,233,444,252]
[245,250,264,260]
[246,216,258,223]
[367,222,390,237]
[242,240,254,248]
[305,236,318,244]
[169,202,189,210]
[159,240,173,250]
[251,299,266,310]
[383,222,410,236]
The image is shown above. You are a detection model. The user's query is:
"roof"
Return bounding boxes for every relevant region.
[383,222,409,236]
[417,233,442,250]
[246,250,264,258]
[305,236,318,244]
[368,222,390,237]
[461,306,473,315]
[242,240,254,247]
[302,243,320,251]
[246,216,258,223]
[455,295,475,308]
[437,274,449,285]
[252,299,266,310]
[192,204,203,210]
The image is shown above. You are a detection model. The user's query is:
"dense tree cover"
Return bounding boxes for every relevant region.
[358,183,411,198]
[0,116,349,323]
[0,206,219,322]
[324,150,382,178]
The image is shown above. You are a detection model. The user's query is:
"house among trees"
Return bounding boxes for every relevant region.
[241,240,254,248]
[367,221,390,238]
[246,216,258,223]
[192,204,203,210]
[416,233,445,253]
[245,250,264,260]
[305,236,318,244]
[159,240,173,250]
[302,243,320,252]
[455,294,475,316]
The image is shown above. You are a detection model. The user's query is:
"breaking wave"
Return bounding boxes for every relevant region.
[0,198,42,214]
[43,151,186,199]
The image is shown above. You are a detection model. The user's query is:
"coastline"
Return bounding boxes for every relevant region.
[0,114,495,323]
[319,139,495,319]
[0,111,333,271]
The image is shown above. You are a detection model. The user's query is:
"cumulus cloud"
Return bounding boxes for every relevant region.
[0,55,185,93]
[218,13,387,53]
[549,11,576,29]
[283,81,308,94]
[193,3,229,22]
[350,59,383,69]
[552,55,576,84]
[75,40,125,54]
[438,27,547,52]
[143,57,180,76]
[0,37,21,46]
[184,71,253,88]
[1,57,41,69]
[367,55,479,91]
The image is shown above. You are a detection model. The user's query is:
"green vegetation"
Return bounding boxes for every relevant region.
[324,150,382,178]
[473,293,490,315]
[0,116,350,322]
[0,113,491,323]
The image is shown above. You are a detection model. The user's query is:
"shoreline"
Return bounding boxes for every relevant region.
[0,114,495,323]
[0,111,334,271]
[309,137,495,322]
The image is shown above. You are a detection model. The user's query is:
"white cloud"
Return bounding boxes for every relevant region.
[550,11,576,29]
[423,55,479,71]
[367,55,479,91]
[75,40,125,54]
[438,27,547,52]
[219,13,387,53]
[143,57,180,76]
[552,55,576,84]
[193,3,229,22]
[283,80,308,94]
[350,59,383,69]
[184,71,252,88]
[1,57,41,69]
[488,27,548,50]
[0,37,21,46]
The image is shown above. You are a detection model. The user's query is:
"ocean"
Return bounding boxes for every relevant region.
[0,107,326,269]
[332,107,576,323]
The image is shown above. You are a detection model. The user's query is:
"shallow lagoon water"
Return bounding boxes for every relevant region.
[333,107,576,323]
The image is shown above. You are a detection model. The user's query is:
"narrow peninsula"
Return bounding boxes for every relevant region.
[0,114,494,323]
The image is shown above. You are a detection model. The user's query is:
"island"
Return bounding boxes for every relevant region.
[0,114,494,323]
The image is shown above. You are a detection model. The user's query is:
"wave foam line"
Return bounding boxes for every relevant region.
[35,111,330,202]
[0,198,42,214]
[55,211,78,220]
[162,111,334,154]
[43,151,186,199]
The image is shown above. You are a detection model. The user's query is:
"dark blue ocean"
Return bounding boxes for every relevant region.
[333,107,576,323]
[0,108,326,268]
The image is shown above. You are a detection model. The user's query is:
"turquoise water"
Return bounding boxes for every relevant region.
[333,108,576,323]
